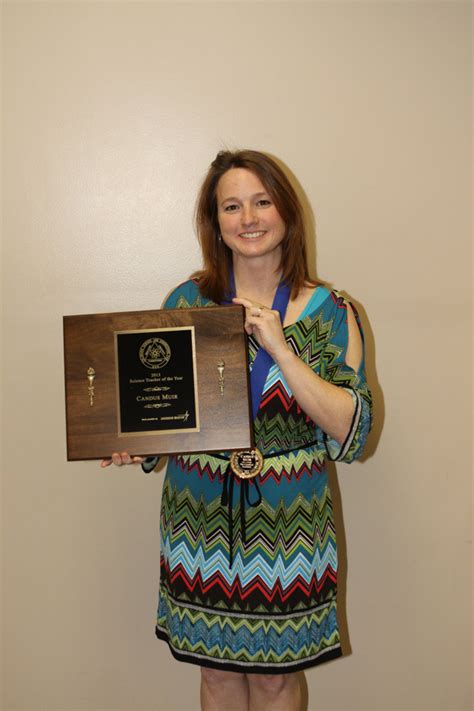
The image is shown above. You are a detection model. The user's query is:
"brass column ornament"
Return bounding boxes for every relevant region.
[87,367,96,406]
[217,360,225,395]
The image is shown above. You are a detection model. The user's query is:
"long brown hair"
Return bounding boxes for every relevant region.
[193,150,315,303]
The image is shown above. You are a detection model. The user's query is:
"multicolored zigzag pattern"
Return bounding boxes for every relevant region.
[154,280,372,672]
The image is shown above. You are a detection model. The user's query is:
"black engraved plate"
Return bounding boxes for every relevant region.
[115,327,199,434]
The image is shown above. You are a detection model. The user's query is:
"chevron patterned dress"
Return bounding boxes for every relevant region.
[152,279,372,673]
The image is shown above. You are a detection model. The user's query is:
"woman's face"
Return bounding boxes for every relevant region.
[216,168,286,264]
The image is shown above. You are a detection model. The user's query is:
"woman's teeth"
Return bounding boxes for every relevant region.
[240,231,266,239]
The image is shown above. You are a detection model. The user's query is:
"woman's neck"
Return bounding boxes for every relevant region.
[232,257,282,305]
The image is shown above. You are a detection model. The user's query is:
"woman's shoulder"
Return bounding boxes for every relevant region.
[297,283,337,318]
[299,284,363,328]
[316,287,365,345]
[313,284,358,311]
[162,278,215,309]
[326,287,363,320]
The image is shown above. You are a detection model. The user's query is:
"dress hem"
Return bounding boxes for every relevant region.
[155,626,342,674]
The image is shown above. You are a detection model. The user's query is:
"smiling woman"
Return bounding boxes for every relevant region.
[216,168,286,264]
[102,150,373,711]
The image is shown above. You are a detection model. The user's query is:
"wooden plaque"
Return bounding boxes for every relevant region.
[63,305,252,460]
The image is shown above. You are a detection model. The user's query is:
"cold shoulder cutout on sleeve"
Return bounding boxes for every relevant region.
[318,291,372,463]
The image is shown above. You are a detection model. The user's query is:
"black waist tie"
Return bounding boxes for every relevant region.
[220,465,262,569]
[217,440,320,569]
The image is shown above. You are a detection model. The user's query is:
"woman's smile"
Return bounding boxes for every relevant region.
[239,230,267,239]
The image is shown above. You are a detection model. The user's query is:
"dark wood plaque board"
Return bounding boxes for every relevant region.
[63,305,252,460]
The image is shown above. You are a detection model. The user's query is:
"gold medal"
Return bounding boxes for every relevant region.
[229,448,264,479]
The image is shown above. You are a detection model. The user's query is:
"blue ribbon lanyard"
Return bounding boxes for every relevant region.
[225,271,291,420]
[220,272,291,568]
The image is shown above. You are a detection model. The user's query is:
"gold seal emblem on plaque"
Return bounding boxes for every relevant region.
[229,448,264,479]
[139,337,171,369]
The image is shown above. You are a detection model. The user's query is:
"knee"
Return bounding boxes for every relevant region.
[200,666,246,689]
[248,672,296,697]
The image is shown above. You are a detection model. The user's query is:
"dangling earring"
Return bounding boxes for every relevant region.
[218,234,222,243]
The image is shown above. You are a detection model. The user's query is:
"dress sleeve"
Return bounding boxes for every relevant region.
[319,294,372,463]
[141,456,160,473]
[162,279,211,310]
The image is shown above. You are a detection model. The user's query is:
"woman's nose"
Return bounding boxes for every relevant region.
[241,204,257,226]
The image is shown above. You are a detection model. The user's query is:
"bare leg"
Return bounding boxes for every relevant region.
[248,672,302,711]
[200,667,249,711]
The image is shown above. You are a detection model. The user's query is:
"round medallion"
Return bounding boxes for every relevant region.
[229,448,264,479]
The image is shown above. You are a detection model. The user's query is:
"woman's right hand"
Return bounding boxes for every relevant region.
[100,452,145,468]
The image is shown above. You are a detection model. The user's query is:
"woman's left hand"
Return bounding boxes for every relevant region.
[232,297,289,363]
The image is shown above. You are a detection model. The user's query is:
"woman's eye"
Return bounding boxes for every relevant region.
[257,199,271,207]
[224,204,239,212]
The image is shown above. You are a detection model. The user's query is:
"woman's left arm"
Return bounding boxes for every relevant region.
[273,306,362,444]
[234,296,371,453]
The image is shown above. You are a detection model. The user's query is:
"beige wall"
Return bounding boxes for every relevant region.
[1,2,472,710]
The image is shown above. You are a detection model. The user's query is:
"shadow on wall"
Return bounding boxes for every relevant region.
[299,670,309,711]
